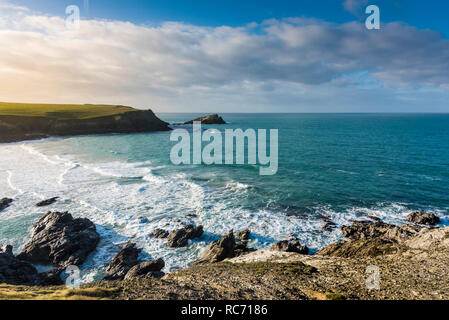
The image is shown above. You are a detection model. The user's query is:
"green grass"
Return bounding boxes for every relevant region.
[0,102,138,120]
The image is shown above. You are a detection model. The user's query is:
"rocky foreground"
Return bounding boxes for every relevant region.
[1,210,448,300]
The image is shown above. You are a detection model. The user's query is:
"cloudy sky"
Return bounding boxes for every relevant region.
[1,0,448,112]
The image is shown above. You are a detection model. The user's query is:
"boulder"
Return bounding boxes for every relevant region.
[104,242,141,280]
[183,114,226,125]
[18,211,100,267]
[124,258,165,280]
[407,212,440,226]
[152,228,169,239]
[37,268,64,286]
[36,197,59,207]
[0,198,13,212]
[167,225,203,248]
[236,229,251,241]
[271,239,309,255]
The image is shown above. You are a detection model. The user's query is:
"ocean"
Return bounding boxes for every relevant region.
[1,113,448,282]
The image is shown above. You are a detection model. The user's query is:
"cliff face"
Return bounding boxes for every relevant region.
[0,110,170,143]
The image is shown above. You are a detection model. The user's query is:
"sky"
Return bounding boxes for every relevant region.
[0,0,448,112]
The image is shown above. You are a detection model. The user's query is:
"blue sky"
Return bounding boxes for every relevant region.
[1,0,449,112]
[11,0,449,36]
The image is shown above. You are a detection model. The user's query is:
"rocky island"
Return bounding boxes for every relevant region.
[0,102,171,143]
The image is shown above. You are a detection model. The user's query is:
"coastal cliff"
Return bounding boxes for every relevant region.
[0,103,170,143]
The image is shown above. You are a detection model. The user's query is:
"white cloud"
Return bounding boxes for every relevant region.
[0,5,448,112]
[343,0,368,17]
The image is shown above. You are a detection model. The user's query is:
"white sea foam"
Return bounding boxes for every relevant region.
[0,140,446,278]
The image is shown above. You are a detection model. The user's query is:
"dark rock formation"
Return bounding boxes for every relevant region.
[124,259,165,280]
[152,228,169,239]
[104,242,141,280]
[0,198,13,212]
[271,239,309,255]
[18,211,100,267]
[236,229,250,241]
[341,221,422,242]
[407,212,440,226]
[166,225,204,248]
[318,238,401,258]
[0,245,63,286]
[183,114,226,125]
[36,197,59,207]
[0,109,171,143]
[194,230,255,265]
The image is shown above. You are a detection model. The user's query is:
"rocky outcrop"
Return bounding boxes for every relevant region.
[124,259,165,280]
[166,225,204,248]
[104,242,141,280]
[36,197,59,207]
[407,211,440,226]
[18,211,100,267]
[0,245,63,286]
[340,220,421,242]
[0,109,171,143]
[0,198,13,212]
[104,242,165,281]
[183,114,226,125]
[271,238,309,254]
[194,230,255,265]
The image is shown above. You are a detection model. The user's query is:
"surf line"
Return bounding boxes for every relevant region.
[170,122,278,175]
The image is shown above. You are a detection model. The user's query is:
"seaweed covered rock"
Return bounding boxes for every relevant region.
[18,211,100,267]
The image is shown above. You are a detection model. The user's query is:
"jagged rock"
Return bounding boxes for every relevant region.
[194,230,254,265]
[0,198,13,212]
[36,197,59,207]
[152,228,169,239]
[18,211,100,267]
[183,114,226,125]
[236,229,250,241]
[341,221,422,242]
[104,242,141,280]
[271,239,309,255]
[167,225,203,248]
[318,238,401,258]
[0,244,61,285]
[407,212,440,226]
[124,258,165,280]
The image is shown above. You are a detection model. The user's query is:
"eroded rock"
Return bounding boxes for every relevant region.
[407,212,440,226]
[194,230,255,265]
[104,242,141,280]
[124,258,165,280]
[271,239,309,255]
[167,225,203,248]
[236,229,250,241]
[152,228,169,239]
[341,221,422,242]
[18,211,100,267]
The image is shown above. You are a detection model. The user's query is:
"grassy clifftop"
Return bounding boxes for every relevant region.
[0,102,137,120]
[0,102,170,143]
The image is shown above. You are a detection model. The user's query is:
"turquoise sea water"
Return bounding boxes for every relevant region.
[1,113,448,281]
